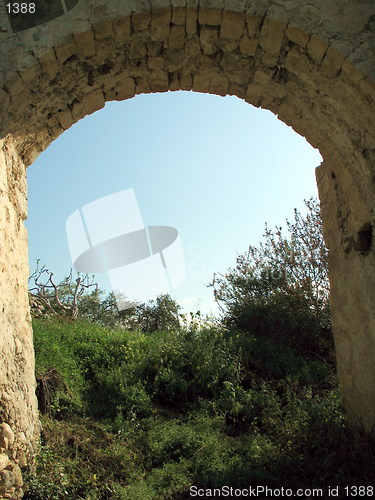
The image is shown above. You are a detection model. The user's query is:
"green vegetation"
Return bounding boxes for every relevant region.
[24,200,375,499]
[26,318,375,499]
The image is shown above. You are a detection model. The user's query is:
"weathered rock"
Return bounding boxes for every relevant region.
[0,424,14,449]
[17,453,27,468]
[0,454,9,472]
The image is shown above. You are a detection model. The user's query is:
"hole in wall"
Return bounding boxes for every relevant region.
[355,223,373,253]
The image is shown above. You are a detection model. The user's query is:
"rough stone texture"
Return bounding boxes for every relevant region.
[0,138,38,499]
[0,0,374,496]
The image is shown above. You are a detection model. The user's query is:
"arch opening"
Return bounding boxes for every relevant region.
[26,90,323,318]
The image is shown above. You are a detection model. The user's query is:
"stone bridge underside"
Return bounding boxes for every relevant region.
[0,0,374,496]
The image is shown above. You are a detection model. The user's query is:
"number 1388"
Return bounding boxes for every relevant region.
[6,3,36,14]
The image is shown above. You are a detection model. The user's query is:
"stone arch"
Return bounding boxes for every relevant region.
[0,1,374,496]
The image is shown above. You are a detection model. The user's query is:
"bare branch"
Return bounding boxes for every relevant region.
[28,261,98,319]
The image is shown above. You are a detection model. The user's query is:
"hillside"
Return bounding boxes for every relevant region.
[23,316,375,500]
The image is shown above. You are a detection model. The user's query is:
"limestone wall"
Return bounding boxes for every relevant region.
[0,0,374,497]
[0,138,38,498]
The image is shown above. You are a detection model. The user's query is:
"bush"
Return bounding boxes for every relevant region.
[23,445,71,500]
[28,314,375,498]
[211,198,334,362]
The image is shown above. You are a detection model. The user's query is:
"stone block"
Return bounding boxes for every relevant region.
[321,46,345,78]
[192,73,210,93]
[262,81,287,109]
[307,34,328,65]
[19,65,40,86]
[148,56,165,71]
[168,25,186,49]
[132,11,152,32]
[220,53,255,85]
[244,81,263,107]
[58,110,74,130]
[209,73,228,96]
[114,17,131,45]
[172,7,186,25]
[17,453,27,468]
[285,45,312,76]
[200,26,220,55]
[239,36,258,56]
[46,117,64,142]
[0,455,9,472]
[7,464,22,488]
[102,82,115,100]
[4,74,28,103]
[185,37,201,59]
[245,68,274,107]
[228,81,246,99]
[197,53,218,72]
[147,41,163,56]
[38,51,59,80]
[127,59,148,78]
[180,72,193,90]
[169,71,181,91]
[71,100,86,122]
[220,11,245,39]
[95,38,116,65]
[92,20,114,40]
[0,424,13,448]
[81,90,105,116]
[221,38,240,53]
[340,59,365,88]
[263,53,279,68]
[135,79,152,94]
[277,99,307,133]
[246,13,262,37]
[330,39,354,60]
[54,36,77,64]
[164,51,184,72]
[150,71,169,92]
[74,30,96,58]
[186,8,198,37]
[129,39,147,59]
[150,8,171,41]
[259,19,285,55]
[115,77,135,100]
[198,8,222,26]
[0,440,7,455]
[286,25,310,48]
[0,470,14,489]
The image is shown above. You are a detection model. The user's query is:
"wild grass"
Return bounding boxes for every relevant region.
[24,316,375,499]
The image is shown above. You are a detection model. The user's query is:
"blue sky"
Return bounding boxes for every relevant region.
[26,91,322,316]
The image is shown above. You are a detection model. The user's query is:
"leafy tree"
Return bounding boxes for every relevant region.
[78,289,121,328]
[119,294,181,332]
[210,198,334,362]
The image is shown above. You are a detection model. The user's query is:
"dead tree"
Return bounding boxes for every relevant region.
[28,260,98,319]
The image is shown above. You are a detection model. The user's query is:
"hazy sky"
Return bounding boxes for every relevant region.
[26,91,322,316]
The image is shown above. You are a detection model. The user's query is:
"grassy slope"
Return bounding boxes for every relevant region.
[24,317,375,500]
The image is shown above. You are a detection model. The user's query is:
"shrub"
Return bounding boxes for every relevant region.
[210,198,334,362]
